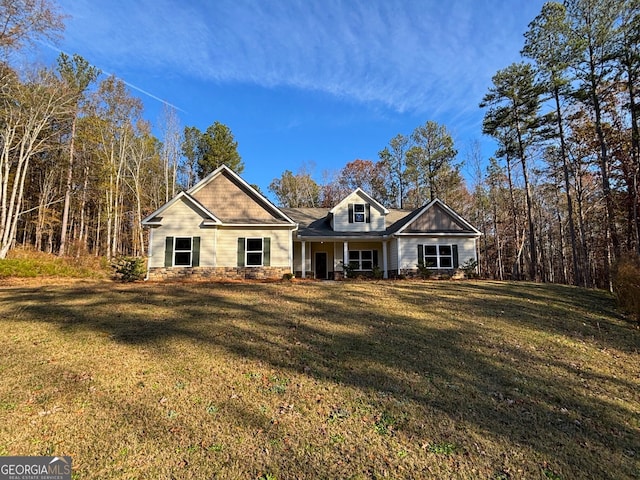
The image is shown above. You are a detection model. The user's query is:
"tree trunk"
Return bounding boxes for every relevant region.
[58,111,77,256]
[553,85,580,285]
[505,155,521,280]
[513,106,538,282]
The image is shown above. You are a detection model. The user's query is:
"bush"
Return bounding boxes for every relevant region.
[372,265,384,280]
[460,259,479,279]
[112,256,146,282]
[340,261,356,279]
[612,256,640,324]
[416,263,432,280]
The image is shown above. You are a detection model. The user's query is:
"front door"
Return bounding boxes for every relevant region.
[315,252,327,279]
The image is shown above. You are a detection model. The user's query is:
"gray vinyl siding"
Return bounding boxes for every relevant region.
[331,192,386,232]
[148,200,215,268]
[397,237,477,271]
[148,198,293,269]
[389,238,399,271]
[216,228,291,267]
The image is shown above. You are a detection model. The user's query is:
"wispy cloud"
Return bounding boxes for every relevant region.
[59,0,541,117]
[39,40,186,112]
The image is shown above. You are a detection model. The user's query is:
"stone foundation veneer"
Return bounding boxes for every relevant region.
[392,268,465,279]
[147,266,292,281]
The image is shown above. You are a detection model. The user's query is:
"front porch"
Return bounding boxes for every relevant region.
[293,239,390,280]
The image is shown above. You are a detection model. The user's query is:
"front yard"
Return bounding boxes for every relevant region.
[0,279,637,479]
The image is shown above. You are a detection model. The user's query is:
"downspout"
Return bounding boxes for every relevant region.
[290,225,298,275]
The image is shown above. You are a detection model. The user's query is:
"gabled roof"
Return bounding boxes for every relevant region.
[188,165,296,225]
[283,198,481,239]
[141,191,222,226]
[283,207,413,239]
[395,198,481,236]
[329,188,390,215]
[143,165,296,227]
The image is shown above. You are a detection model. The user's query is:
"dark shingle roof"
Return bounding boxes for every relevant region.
[281,207,418,238]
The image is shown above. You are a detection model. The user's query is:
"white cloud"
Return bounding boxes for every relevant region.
[59,0,543,116]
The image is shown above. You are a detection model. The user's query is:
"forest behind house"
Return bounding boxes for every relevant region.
[1,0,640,290]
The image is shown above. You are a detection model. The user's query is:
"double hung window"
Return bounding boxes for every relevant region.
[423,245,453,268]
[348,250,374,270]
[174,237,193,266]
[246,238,264,266]
[353,204,366,223]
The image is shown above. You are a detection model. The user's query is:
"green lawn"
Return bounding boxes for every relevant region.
[0,279,637,479]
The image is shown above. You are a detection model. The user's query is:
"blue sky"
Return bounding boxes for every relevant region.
[35,0,546,194]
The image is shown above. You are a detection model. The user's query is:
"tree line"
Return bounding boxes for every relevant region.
[269,120,464,212]
[272,0,640,290]
[0,0,244,260]
[2,0,639,293]
[475,0,639,288]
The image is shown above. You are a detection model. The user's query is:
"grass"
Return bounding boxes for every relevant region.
[0,279,637,479]
[0,249,110,279]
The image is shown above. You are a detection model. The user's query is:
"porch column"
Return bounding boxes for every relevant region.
[382,240,388,279]
[301,240,306,278]
[343,241,348,275]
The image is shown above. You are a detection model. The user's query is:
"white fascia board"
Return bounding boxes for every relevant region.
[329,188,389,215]
[141,191,222,226]
[393,232,482,237]
[395,198,481,236]
[217,223,298,228]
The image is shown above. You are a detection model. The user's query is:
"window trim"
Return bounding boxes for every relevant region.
[348,249,375,271]
[353,203,366,223]
[173,236,193,267]
[422,243,453,269]
[245,237,264,267]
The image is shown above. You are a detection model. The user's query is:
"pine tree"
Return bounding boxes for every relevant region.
[196,121,244,179]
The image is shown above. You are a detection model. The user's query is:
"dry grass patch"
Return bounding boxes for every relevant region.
[0,280,638,479]
[0,249,110,280]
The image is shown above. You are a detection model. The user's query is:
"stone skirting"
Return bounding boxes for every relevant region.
[393,268,465,279]
[147,266,291,281]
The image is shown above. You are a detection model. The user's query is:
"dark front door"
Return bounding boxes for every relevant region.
[315,252,328,279]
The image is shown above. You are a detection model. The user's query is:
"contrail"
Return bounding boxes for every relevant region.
[114,76,187,114]
[39,42,187,113]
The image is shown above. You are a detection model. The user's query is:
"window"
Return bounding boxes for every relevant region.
[423,244,453,269]
[174,237,192,266]
[348,250,375,270]
[237,237,271,267]
[348,203,370,223]
[246,238,263,266]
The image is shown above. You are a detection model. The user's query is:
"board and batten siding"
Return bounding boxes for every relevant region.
[397,237,477,271]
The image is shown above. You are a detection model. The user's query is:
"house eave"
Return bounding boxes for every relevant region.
[329,187,390,215]
[218,223,298,228]
[394,232,482,237]
[141,191,222,226]
[295,234,391,242]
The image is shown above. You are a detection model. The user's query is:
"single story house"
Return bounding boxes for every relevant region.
[142,165,481,280]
